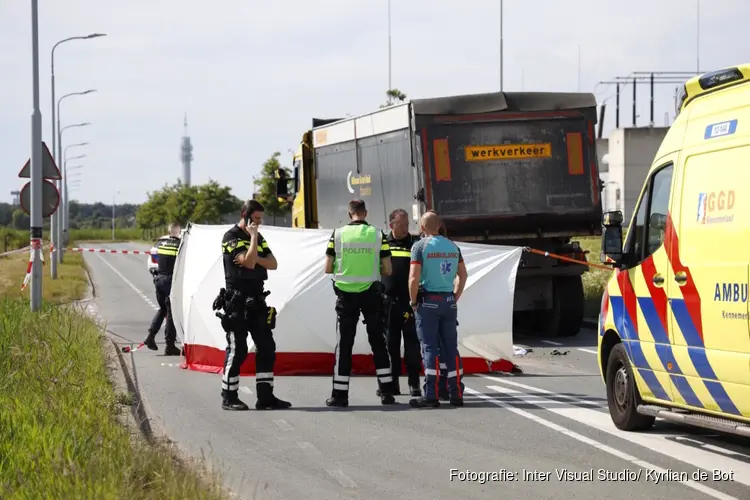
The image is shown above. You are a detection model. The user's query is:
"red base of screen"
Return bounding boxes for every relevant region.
[181,343,517,375]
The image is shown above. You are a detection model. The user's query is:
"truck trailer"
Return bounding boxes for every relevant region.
[278,91,603,337]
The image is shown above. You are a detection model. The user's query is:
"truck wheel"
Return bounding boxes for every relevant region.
[605,343,655,431]
[535,276,584,337]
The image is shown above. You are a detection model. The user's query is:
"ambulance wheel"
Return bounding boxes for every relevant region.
[605,343,655,431]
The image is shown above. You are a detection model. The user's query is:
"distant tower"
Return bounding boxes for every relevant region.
[180,113,193,186]
[10,190,20,206]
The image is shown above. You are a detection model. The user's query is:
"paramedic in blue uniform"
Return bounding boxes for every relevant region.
[408,211,467,408]
[433,217,465,400]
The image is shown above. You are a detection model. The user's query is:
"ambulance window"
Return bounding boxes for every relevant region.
[625,188,649,261]
[645,164,673,256]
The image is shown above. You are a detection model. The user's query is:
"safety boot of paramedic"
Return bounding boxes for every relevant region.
[143,333,158,351]
[449,397,464,407]
[409,396,440,409]
[325,395,349,408]
[222,396,249,411]
[255,384,292,410]
[164,343,181,356]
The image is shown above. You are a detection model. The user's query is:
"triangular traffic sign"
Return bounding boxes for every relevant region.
[18,142,62,180]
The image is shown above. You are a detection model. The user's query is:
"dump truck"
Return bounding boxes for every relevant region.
[277,91,603,337]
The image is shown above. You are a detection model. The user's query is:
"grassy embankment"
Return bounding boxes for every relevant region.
[0,246,225,498]
[578,235,611,319]
[0,227,158,253]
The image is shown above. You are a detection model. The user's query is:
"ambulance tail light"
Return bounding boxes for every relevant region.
[699,67,743,90]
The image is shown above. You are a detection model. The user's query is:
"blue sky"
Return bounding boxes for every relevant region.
[1,0,747,204]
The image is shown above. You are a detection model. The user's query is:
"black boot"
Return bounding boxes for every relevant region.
[409,396,440,408]
[325,395,349,407]
[409,385,422,397]
[380,391,396,405]
[255,384,292,410]
[450,397,464,407]
[164,343,181,356]
[376,382,400,397]
[144,333,157,351]
[222,393,249,411]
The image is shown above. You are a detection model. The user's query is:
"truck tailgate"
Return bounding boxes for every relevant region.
[422,118,599,228]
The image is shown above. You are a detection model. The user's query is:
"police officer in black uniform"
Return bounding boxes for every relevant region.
[144,222,182,356]
[379,208,422,397]
[214,200,291,411]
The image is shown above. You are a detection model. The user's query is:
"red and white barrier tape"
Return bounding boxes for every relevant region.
[21,240,45,291]
[68,247,154,255]
[122,342,146,353]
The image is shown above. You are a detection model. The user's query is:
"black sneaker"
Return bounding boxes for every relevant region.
[256,396,292,410]
[438,393,450,402]
[409,397,440,408]
[144,334,158,351]
[222,398,249,411]
[164,344,181,356]
[449,398,464,407]
[409,385,422,397]
[325,396,349,407]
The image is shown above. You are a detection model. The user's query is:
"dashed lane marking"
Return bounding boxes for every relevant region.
[465,386,736,500]
[93,253,159,311]
[326,469,358,489]
[541,340,563,346]
[480,376,750,493]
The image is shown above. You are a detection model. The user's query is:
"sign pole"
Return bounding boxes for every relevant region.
[29,0,44,311]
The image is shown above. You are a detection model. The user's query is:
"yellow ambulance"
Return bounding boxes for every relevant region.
[597,64,750,436]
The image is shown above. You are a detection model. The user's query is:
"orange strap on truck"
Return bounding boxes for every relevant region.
[524,247,612,271]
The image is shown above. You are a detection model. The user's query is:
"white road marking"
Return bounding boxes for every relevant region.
[577,348,598,354]
[674,436,750,460]
[297,441,321,454]
[94,253,157,310]
[240,386,253,395]
[541,340,563,346]
[274,419,294,431]
[489,395,601,406]
[466,387,736,500]
[481,377,750,491]
[326,469,358,489]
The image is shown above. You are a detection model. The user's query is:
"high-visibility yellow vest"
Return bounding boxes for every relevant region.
[333,224,383,293]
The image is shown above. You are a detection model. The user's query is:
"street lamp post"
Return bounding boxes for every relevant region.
[50,33,105,277]
[29,0,43,310]
[57,123,90,261]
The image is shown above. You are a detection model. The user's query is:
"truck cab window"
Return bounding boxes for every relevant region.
[645,164,673,256]
[293,159,301,194]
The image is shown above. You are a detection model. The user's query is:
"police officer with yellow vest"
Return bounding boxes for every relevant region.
[214,200,292,411]
[144,222,181,356]
[324,199,397,407]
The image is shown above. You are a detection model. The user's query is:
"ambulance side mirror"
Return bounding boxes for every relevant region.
[600,210,624,266]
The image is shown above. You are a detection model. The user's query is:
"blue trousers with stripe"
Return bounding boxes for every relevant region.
[415,293,460,400]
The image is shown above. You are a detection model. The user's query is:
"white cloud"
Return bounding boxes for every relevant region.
[1,0,748,204]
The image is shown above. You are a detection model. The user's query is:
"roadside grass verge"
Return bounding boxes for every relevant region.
[0,227,163,253]
[0,248,226,498]
[578,236,610,319]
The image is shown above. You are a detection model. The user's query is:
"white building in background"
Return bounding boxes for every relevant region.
[599,126,669,221]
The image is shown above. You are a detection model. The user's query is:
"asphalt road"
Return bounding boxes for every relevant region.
[81,242,750,500]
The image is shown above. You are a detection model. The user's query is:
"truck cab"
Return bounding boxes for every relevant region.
[597,64,750,437]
